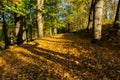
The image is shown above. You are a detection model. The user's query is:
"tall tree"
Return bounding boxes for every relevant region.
[114,0,120,29]
[87,0,95,32]
[1,11,10,49]
[14,6,25,45]
[15,14,24,45]
[37,0,44,38]
[91,0,104,45]
[0,0,24,48]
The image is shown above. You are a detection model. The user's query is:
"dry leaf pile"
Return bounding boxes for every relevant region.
[0,33,120,80]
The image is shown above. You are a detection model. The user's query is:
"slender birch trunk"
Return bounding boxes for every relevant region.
[37,0,44,38]
[92,0,104,45]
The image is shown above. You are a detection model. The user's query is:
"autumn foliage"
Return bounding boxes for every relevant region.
[0,33,120,79]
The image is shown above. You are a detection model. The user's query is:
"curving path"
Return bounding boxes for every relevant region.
[0,33,120,80]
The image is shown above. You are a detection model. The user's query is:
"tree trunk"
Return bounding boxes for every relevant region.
[14,13,24,45]
[2,12,9,49]
[22,18,26,41]
[91,0,104,45]
[14,13,20,36]
[37,0,44,38]
[30,25,33,41]
[26,29,29,42]
[50,26,53,36]
[87,0,95,32]
[30,7,33,41]
[25,21,29,42]
[53,27,57,35]
[16,16,24,45]
[67,23,70,33]
[114,0,120,29]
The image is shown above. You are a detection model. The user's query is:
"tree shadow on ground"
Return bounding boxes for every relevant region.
[0,50,62,80]
[0,33,120,79]
[20,43,93,79]
[20,39,120,79]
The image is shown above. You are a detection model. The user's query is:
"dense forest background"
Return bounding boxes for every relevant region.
[0,0,120,48]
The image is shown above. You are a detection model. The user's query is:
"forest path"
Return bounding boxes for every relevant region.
[0,33,120,80]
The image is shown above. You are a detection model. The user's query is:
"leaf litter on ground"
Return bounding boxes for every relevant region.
[0,33,120,80]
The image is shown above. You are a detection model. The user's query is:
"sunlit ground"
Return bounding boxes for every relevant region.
[0,33,120,80]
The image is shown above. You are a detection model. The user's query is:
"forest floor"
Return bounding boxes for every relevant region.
[0,33,120,80]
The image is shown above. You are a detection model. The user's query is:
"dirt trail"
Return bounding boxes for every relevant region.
[0,33,120,80]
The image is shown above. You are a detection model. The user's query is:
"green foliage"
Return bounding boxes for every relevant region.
[0,0,24,14]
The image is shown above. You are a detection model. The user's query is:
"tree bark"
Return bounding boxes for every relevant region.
[16,16,24,45]
[87,0,95,32]
[53,27,57,34]
[14,13,24,45]
[50,26,53,36]
[114,0,120,29]
[91,0,104,45]
[2,12,9,49]
[22,18,26,41]
[37,0,44,38]
[67,23,70,33]
[30,25,33,41]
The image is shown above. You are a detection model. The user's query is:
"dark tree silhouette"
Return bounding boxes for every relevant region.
[2,12,9,49]
[114,0,120,29]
